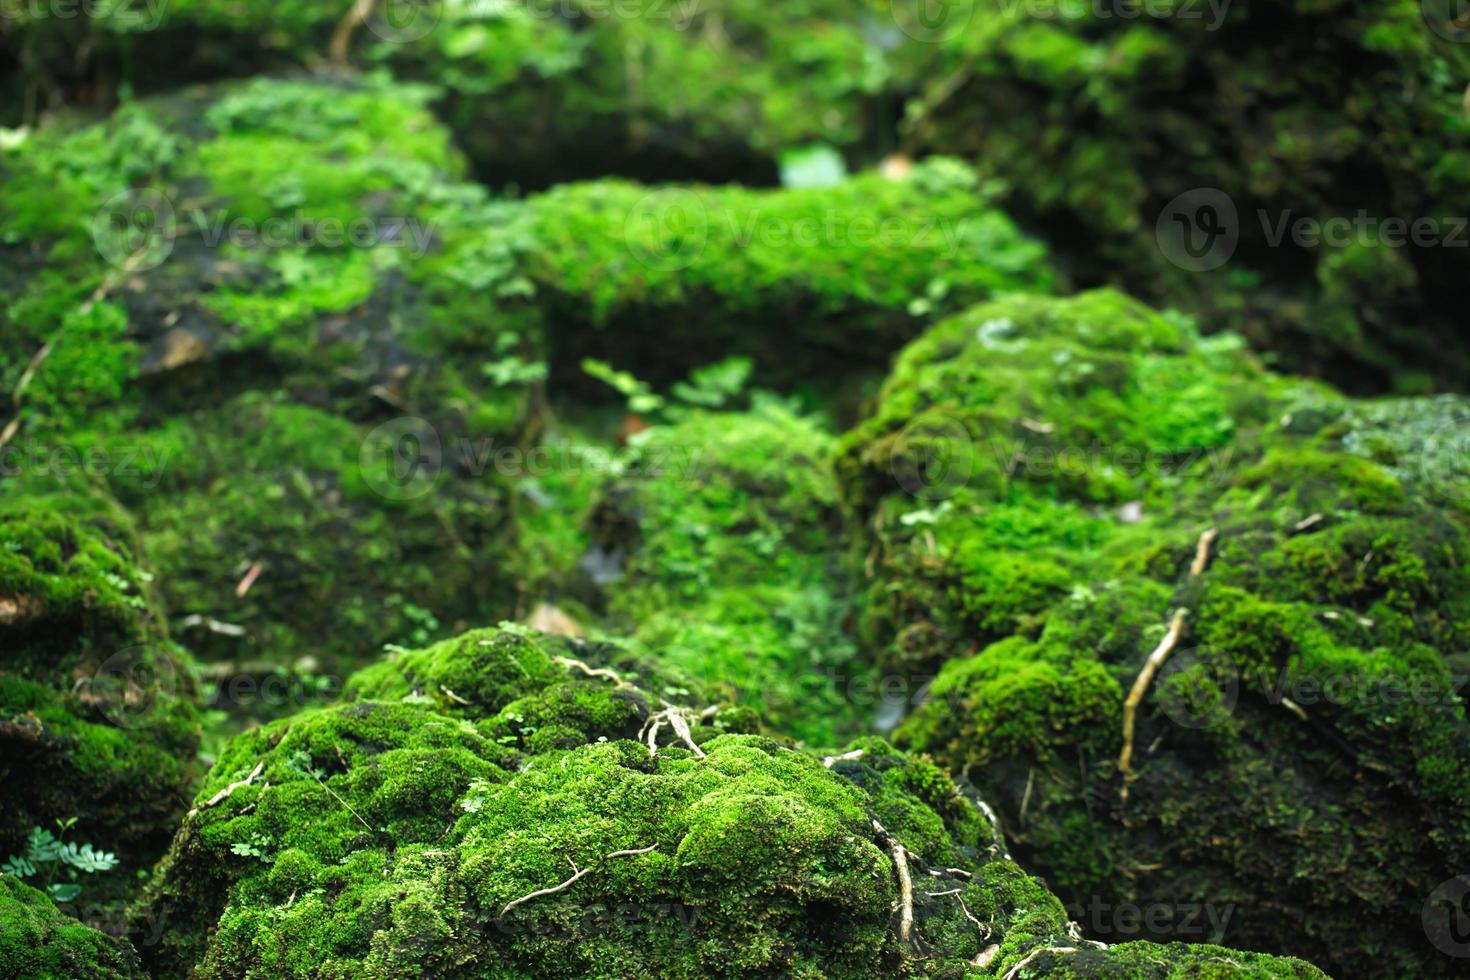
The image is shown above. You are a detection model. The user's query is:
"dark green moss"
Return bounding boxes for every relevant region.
[0,874,143,980]
[0,495,200,878]
[902,0,1470,391]
[838,290,1470,977]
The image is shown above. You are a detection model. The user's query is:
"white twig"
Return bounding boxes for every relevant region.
[1118,608,1189,800]
[823,749,865,768]
[872,819,914,944]
[1003,946,1077,980]
[498,844,658,917]
[1189,527,1218,577]
[188,761,265,819]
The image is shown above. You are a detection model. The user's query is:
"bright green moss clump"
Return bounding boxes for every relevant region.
[902,0,1470,391]
[528,158,1055,386]
[134,623,1325,978]
[837,290,1470,977]
[0,495,200,874]
[0,874,143,980]
[563,403,868,746]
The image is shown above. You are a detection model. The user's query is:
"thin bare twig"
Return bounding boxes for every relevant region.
[823,749,865,768]
[1118,609,1189,800]
[872,819,914,944]
[188,761,265,819]
[498,844,658,918]
[1189,527,1219,577]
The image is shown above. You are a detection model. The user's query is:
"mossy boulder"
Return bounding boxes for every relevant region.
[1,76,540,674]
[0,494,200,875]
[836,290,1470,976]
[901,0,1470,391]
[134,624,1325,977]
[1,1,902,187]
[526,157,1055,388]
[0,874,144,980]
[541,403,868,746]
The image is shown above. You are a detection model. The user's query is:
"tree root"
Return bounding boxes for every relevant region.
[822,749,865,768]
[1189,526,1219,577]
[1118,608,1189,801]
[871,819,915,944]
[498,844,658,918]
[639,703,711,758]
[187,761,265,820]
[1002,945,1077,979]
[554,655,629,688]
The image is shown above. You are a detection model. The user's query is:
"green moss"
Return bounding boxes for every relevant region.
[549,402,869,746]
[527,158,1054,386]
[902,0,1470,390]
[839,291,1470,976]
[136,625,1324,977]
[0,495,200,877]
[0,874,143,980]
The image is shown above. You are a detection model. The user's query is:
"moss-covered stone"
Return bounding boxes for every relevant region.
[526,157,1055,387]
[837,290,1470,976]
[134,623,1325,978]
[1,2,902,187]
[901,0,1470,391]
[545,403,869,746]
[0,873,143,980]
[0,494,200,877]
[0,76,539,676]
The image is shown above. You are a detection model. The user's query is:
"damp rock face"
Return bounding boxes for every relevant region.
[900,0,1470,392]
[836,289,1470,977]
[0,495,200,873]
[132,624,1324,979]
[0,873,145,980]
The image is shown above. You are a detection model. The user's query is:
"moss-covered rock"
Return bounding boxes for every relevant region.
[837,290,1470,976]
[540,402,869,746]
[1,2,903,187]
[900,0,1470,391]
[134,623,1325,978]
[0,76,539,675]
[526,157,1055,387]
[0,874,144,980]
[0,494,200,876]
